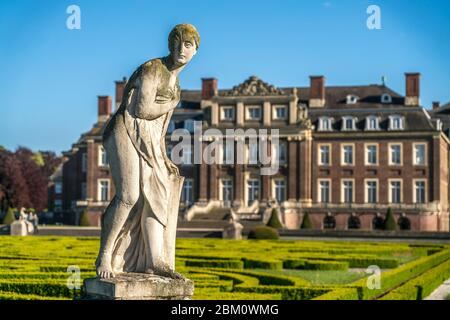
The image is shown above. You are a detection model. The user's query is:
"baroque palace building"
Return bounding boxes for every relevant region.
[50,73,450,231]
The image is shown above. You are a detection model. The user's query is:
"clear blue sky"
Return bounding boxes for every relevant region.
[1,0,449,153]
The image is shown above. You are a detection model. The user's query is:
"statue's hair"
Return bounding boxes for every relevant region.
[168,24,200,53]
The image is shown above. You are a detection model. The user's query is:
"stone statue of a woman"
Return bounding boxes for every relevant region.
[96,24,199,279]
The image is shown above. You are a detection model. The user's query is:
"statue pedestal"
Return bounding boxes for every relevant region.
[83,273,194,300]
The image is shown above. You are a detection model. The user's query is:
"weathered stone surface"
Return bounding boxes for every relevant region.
[10,220,33,236]
[84,273,194,300]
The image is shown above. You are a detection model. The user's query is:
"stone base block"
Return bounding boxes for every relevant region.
[83,273,194,300]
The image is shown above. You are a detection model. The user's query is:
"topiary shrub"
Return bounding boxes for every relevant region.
[247,226,279,240]
[300,212,313,229]
[384,208,397,231]
[266,208,283,229]
[2,208,16,225]
[79,210,91,227]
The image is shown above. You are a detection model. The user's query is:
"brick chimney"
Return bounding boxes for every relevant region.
[309,76,325,107]
[115,77,127,110]
[432,101,440,110]
[405,73,420,106]
[98,96,112,122]
[201,78,218,100]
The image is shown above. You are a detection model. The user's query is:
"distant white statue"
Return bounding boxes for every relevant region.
[95,24,200,279]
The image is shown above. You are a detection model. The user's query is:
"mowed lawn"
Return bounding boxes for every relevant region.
[0,236,449,300]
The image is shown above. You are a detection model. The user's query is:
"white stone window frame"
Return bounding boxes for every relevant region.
[98,146,108,167]
[340,179,355,204]
[381,93,392,104]
[388,142,403,166]
[245,176,260,207]
[317,178,332,203]
[413,179,427,204]
[342,116,357,131]
[317,143,332,166]
[272,177,287,203]
[365,116,380,131]
[346,95,359,104]
[272,104,288,120]
[245,105,262,121]
[182,178,194,204]
[341,143,355,166]
[388,115,405,131]
[364,143,379,166]
[364,178,379,204]
[318,117,333,131]
[220,105,235,121]
[388,178,403,204]
[97,179,110,202]
[413,142,427,166]
[219,178,233,203]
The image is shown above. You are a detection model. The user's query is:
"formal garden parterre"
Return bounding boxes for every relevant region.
[0,236,449,300]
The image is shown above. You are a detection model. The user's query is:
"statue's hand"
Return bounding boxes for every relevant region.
[165,158,180,176]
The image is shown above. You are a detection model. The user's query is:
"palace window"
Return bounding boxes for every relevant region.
[181,145,192,165]
[273,179,286,203]
[381,93,392,104]
[81,153,87,173]
[365,116,379,131]
[414,143,426,165]
[318,180,330,203]
[246,106,262,120]
[222,141,234,164]
[318,144,330,165]
[365,180,378,203]
[389,115,404,130]
[341,144,354,165]
[247,179,260,206]
[98,179,110,202]
[346,95,359,104]
[98,146,108,167]
[221,106,235,121]
[273,141,287,164]
[181,179,193,204]
[55,182,62,194]
[365,144,378,165]
[389,143,402,165]
[184,119,195,133]
[414,180,426,204]
[248,142,258,164]
[221,179,233,207]
[342,116,356,130]
[389,180,402,203]
[342,180,354,203]
[273,105,288,120]
[318,117,333,131]
[54,200,62,211]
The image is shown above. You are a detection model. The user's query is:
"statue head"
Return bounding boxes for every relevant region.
[168,24,200,66]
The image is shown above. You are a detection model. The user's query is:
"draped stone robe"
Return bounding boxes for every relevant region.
[102,58,184,273]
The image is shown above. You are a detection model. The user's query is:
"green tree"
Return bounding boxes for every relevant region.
[266,208,283,229]
[79,210,91,226]
[300,212,313,229]
[2,207,16,225]
[384,207,397,231]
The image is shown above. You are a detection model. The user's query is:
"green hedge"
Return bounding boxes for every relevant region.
[234,285,330,300]
[247,226,279,240]
[185,259,244,269]
[243,258,283,270]
[380,259,450,300]
[0,280,81,298]
[312,287,361,300]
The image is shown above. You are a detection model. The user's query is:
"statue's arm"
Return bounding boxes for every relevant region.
[134,62,176,121]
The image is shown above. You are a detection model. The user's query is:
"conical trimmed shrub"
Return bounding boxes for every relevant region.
[384,208,397,231]
[300,212,313,229]
[266,208,283,229]
[2,208,16,225]
[79,210,91,226]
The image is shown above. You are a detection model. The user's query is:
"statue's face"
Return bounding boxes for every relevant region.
[172,38,197,66]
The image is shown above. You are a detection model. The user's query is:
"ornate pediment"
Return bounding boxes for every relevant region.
[223,76,285,96]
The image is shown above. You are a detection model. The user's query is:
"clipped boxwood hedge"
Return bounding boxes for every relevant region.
[247,226,279,240]
[185,259,244,269]
[243,258,283,270]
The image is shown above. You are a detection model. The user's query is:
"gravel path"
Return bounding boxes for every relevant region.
[424,278,450,300]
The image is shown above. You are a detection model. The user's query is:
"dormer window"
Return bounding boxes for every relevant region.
[365,116,379,131]
[342,116,356,131]
[389,115,404,130]
[318,117,333,131]
[381,93,392,104]
[220,106,235,121]
[273,105,288,120]
[246,105,262,120]
[346,95,359,104]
